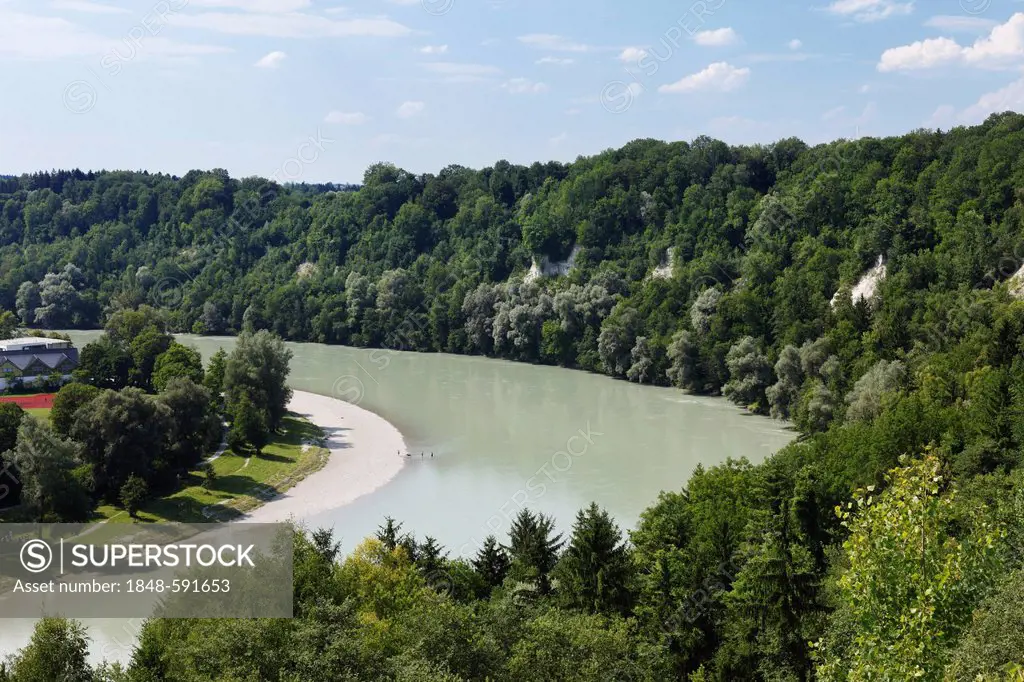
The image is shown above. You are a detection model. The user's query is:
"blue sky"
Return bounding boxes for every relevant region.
[2,0,1024,183]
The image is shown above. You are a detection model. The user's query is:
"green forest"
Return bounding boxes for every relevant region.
[4,113,1024,679]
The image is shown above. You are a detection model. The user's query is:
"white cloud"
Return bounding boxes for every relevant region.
[187,0,312,11]
[961,77,1024,122]
[618,46,648,63]
[396,100,425,118]
[878,36,962,71]
[926,78,1024,128]
[502,77,549,94]
[170,11,411,38]
[826,0,914,22]
[789,38,803,50]
[0,11,229,60]
[859,83,871,93]
[50,0,129,14]
[565,107,582,115]
[694,27,740,47]
[924,15,997,33]
[549,132,567,146]
[536,56,574,65]
[925,104,957,128]
[878,13,1024,71]
[419,44,448,54]
[659,62,750,93]
[517,33,590,52]
[254,50,287,68]
[325,110,368,124]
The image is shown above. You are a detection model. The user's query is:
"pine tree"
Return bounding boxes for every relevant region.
[417,536,446,576]
[472,535,511,592]
[506,508,564,595]
[376,516,403,551]
[554,502,634,615]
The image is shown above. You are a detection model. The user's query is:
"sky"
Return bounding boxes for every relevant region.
[2,0,1024,184]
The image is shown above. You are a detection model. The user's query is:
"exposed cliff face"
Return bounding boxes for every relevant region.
[1009,263,1024,298]
[832,255,886,308]
[524,245,581,283]
[651,247,677,280]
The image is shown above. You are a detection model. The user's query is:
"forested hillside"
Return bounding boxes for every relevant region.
[4,113,1024,680]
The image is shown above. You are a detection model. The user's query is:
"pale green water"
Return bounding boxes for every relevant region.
[2,331,794,663]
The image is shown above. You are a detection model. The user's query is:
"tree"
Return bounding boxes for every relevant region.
[506,509,564,595]
[765,344,803,419]
[946,569,1024,681]
[815,454,1006,681]
[555,502,633,615]
[156,378,221,472]
[9,417,91,521]
[73,336,133,390]
[103,305,167,345]
[722,336,773,413]
[204,347,228,398]
[3,617,93,682]
[120,474,148,518]
[128,325,173,390]
[70,387,173,499]
[0,402,25,454]
[201,460,217,490]
[230,393,270,455]
[15,281,41,326]
[152,342,204,393]
[223,330,293,430]
[50,382,99,438]
[0,310,15,339]
[472,535,511,592]
[845,359,906,423]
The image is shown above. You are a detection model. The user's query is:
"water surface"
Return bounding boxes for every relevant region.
[4,331,794,663]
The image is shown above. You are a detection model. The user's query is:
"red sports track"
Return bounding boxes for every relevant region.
[0,393,56,409]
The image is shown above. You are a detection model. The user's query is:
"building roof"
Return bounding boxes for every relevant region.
[0,337,72,352]
[33,352,75,369]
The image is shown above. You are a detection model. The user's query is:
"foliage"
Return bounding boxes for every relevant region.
[815,454,1007,681]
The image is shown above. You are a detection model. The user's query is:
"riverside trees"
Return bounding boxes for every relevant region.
[0,319,293,521]
[6,115,1024,677]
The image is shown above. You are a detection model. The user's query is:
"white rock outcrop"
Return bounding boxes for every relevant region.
[831,255,886,308]
[651,247,677,280]
[524,245,581,283]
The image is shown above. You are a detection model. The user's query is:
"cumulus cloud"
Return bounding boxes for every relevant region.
[618,47,648,63]
[879,13,1024,71]
[694,27,740,46]
[419,44,448,54]
[396,100,425,118]
[659,62,750,93]
[254,50,287,68]
[930,78,1024,128]
[826,0,913,23]
[789,38,803,50]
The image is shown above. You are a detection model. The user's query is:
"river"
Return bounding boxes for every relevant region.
[1,332,794,664]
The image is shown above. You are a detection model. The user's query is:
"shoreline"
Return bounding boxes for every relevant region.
[237,390,407,525]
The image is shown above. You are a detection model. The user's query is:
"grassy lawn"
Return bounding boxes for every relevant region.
[93,413,329,525]
[25,407,51,420]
